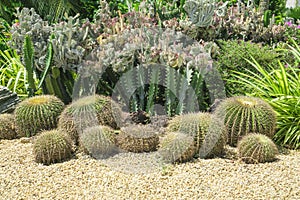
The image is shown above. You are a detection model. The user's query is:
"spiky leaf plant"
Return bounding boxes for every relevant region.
[166,112,227,158]
[158,132,196,164]
[33,129,73,165]
[0,86,20,114]
[80,125,119,159]
[58,95,122,145]
[238,133,279,164]
[115,124,159,153]
[14,95,64,137]
[214,96,277,146]
[0,113,17,140]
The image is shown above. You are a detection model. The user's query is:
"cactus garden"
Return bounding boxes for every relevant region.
[0,0,299,199]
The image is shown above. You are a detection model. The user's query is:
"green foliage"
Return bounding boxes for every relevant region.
[232,40,300,149]
[80,125,118,159]
[115,124,159,153]
[166,112,227,158]
[238,133,278,164]
[158,131,196,163]
[285,6,300,20]
[215,40,282,96]
[14,95,64,137]
[0,86,20,114]
[33,129,73,165]
[214,96,277,146]
[0,113,17,140]
[58,95,122,145]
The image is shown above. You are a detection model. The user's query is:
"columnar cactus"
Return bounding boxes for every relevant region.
[158,132,196,163]
[80,125,119,159]
[166,112,227,158]
[214,96,277,146]
[0,114,17,140]
[238,133,278,164]
[58,95,122,145]
[115,124,159,153]
[33,129,73,165]
[14,95,64,137]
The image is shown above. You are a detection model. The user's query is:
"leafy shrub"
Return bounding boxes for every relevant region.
[215,40,281,96]
[233,39,300,149]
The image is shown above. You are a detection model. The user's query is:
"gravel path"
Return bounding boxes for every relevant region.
[0,138,299,199]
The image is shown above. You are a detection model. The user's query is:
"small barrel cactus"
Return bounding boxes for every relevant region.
[80,125,119,159]
[238,133,278,164]
[33,129,73,165]
[0,114,17,140]
[0,86,20,114]
[158,132,196,164]
[14,95,64,137]
[58,95,123,145]
[166,112,227,158]
[214,96,277,146]
[115,124,159,153]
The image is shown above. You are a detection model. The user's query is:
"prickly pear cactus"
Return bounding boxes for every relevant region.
[0,86,20,114]
[115,124,159,153]
[238,133,278,164]
[80,125,119,159]
[214,96,277,147]
[33,129,73,165]
[158,131,196,163]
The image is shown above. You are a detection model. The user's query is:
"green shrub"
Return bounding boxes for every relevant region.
[58,95,122,145]
[232,40,300,149]
[0,113,16,140]
[166,112,227,158]
[214,96,277,147]
[80,125,118,159]
[115,124,159,153]
[215,40,281,96]
[33,129,73,165]
[238,133,278,164]
[158,131,196,164]
[14,95,64,137]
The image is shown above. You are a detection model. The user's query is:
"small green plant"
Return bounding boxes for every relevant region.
[80,125,118,159]
[14,95,64,137]
[158,131,196,164]
[115,124,159,153]
[58,95,122,145]
[214,96,277,147]
[166,112,227,158]
[0,113,17,140]
[238,133,279,164]
[33,129,73,165]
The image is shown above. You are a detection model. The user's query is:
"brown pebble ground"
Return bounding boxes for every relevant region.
[0,138,299,199]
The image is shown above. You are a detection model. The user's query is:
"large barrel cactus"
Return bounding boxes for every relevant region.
[0,86,20,114]
[33,129,73,165]
[238,133,278,164]
[166,112,227,158]
[14,95,64,137]
[214,96,277,146]
[58,95,123,145]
